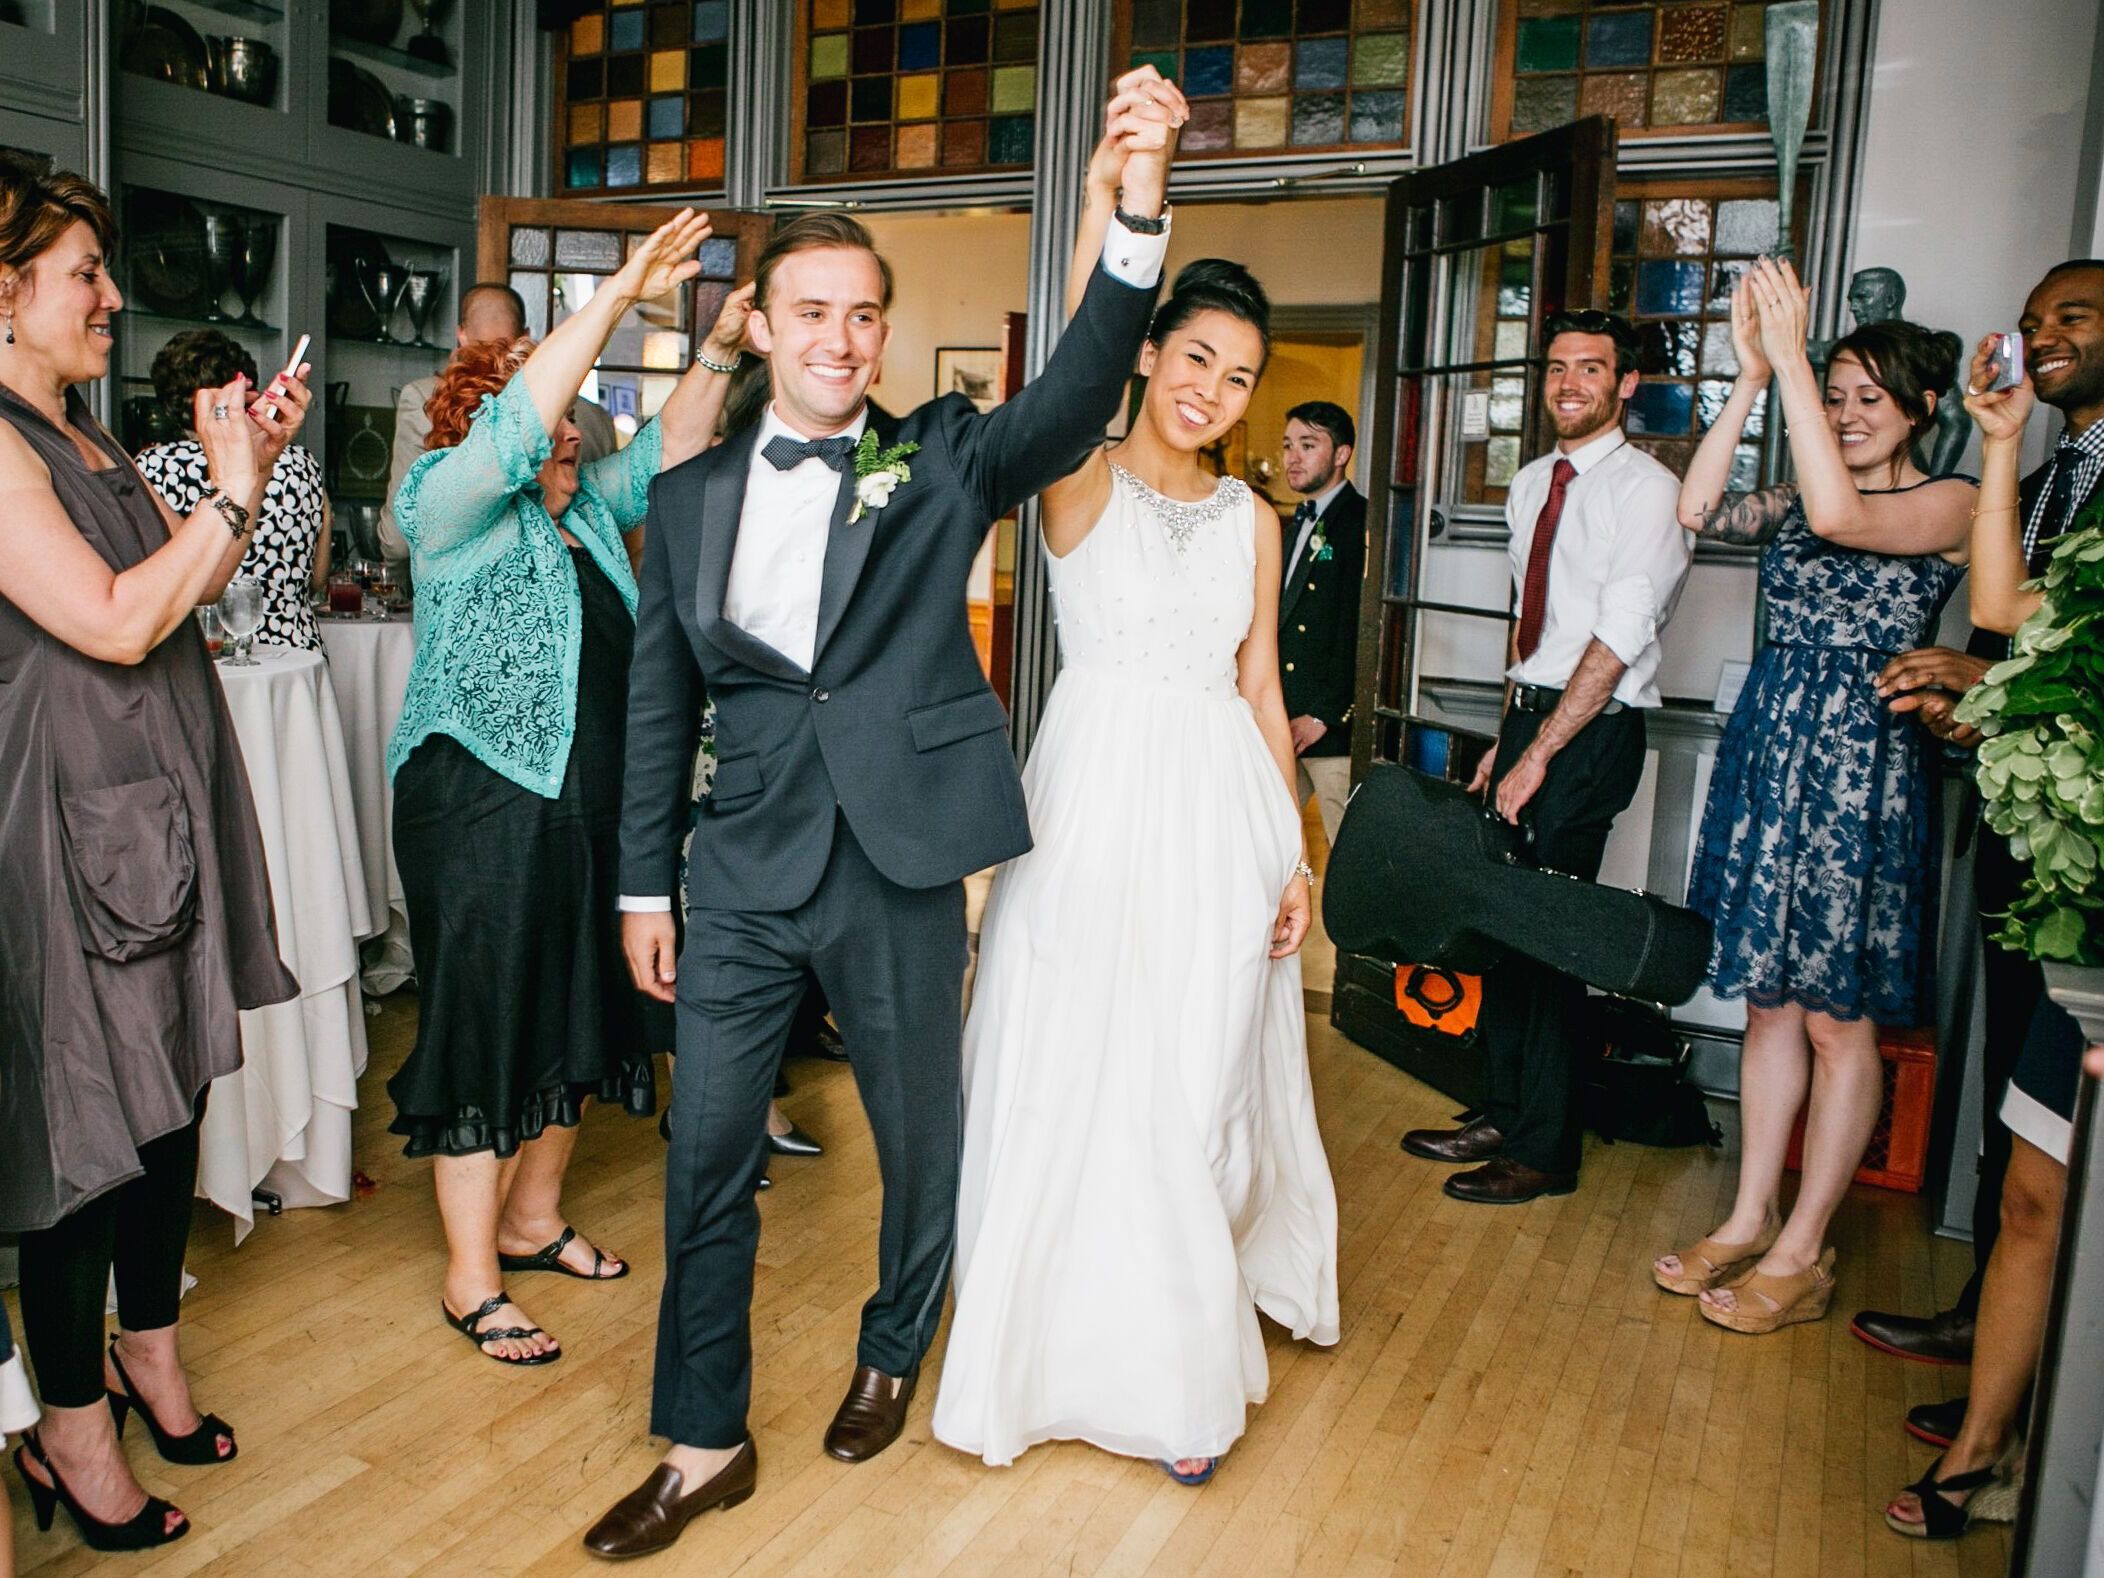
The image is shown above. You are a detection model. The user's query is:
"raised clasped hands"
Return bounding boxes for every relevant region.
[1962,332,2036,443]
[1100,66,1188,217]
[610,207,714,308]
[1744,255,1813,373]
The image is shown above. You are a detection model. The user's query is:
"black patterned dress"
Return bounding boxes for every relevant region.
[137,439,327,650]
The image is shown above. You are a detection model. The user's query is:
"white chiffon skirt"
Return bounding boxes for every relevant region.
[932,669,1340,1468]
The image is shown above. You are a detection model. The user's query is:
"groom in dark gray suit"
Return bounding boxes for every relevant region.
[584,70,1188,1560]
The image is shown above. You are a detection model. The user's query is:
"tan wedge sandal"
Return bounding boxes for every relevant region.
[1652,1222,1781,1296]
[1699,1246,1837,1334]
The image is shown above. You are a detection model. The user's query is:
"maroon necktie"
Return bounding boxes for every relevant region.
[1515,457,1577,662]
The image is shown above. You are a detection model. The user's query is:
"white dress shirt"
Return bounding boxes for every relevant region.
[1286,477,1347,584]
[1503,425,1690,709]
[724,403,869,676]
[619,212,1172,912]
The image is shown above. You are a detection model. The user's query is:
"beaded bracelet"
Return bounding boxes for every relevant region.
[198,481,253,537]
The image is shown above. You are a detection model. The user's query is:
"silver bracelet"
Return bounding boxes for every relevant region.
[1294,858,1316,885]
[694,349,738,375]
[197,481,252,537]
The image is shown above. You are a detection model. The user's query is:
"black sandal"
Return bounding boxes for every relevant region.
[1885,1454,2001,1539]
[442,1291,561,1366]
[497,1223,628,1281]
[105,1341,237,1465]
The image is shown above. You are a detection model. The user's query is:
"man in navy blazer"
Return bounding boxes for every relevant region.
[586,70,1188,1559]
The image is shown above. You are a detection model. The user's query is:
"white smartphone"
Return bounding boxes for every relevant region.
[250,332,311,420]
[1981,331,2024,394]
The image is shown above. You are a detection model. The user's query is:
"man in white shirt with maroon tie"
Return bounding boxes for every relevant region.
[1402,308,1693,1204]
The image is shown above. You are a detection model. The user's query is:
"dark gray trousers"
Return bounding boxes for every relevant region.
[650,815,967,1448]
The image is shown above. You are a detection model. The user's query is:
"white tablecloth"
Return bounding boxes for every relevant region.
[319,617,416,993]
[206,645,374,1240]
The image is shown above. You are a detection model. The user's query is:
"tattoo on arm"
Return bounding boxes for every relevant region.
[1693,485,1795,547]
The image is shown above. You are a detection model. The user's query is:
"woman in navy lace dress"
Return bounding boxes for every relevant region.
[1652,261,1971,1334]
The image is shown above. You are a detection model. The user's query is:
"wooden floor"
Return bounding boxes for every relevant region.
[6,993,2010,1577]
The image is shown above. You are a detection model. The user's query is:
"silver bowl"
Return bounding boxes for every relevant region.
[396,97,452,153]
[207,36,277,105]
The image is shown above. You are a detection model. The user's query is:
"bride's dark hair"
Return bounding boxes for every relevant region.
[1146,258,1271,367]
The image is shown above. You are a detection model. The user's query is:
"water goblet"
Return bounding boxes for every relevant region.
[200,210,243,323]
[217,577,265,666]
[232,216,277,329]
[402,268,445,347]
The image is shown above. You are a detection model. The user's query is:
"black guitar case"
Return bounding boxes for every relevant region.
[1323,764,1713,1006]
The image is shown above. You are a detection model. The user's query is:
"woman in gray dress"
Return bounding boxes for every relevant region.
[0,159,308,1553]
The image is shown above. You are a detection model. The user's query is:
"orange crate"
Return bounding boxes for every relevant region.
[1784,1026,1936,1193]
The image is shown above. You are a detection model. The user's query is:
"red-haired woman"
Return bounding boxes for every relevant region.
[386,210,729,1366]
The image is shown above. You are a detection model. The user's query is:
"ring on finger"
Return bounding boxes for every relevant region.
[212,403,230,420]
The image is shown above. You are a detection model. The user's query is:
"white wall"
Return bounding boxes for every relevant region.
[1851,0,2103,476]
[859,210,1032,416]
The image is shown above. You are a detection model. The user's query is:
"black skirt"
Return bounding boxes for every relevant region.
[387,549,658,1157]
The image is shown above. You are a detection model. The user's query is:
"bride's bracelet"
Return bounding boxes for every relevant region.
[1294,858,1315,885]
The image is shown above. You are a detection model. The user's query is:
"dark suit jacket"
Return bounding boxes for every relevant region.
[619,262,1158,913]
[1277,481,1366,758]
[1965,451,2099,662]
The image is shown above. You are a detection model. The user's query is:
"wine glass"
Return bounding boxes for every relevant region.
[196,604,225,659]
[218,578,265,666]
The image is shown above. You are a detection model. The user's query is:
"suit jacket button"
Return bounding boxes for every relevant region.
[1284,662,1295,672]
[1296,623,1306,633]
[812,687,830,703]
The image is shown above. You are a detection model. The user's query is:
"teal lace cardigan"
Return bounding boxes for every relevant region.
[386,376,662,798]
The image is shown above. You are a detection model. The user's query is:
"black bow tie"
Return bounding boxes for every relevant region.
[762,433,856,472]
[1294,500,1317,526]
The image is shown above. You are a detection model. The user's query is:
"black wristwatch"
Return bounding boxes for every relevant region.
[1113,203,1169,235]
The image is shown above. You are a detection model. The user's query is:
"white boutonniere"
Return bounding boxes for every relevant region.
[1309,525,1334,564]
[848,432,919,524]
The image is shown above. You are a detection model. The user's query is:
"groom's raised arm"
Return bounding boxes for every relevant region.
[619,472,704,910]
[947,69,1183,522]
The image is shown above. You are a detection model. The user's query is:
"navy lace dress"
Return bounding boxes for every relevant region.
[1687,488,1966,1024]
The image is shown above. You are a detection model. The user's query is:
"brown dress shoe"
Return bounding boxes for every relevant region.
[1400,1115,1505,1163]
[1849,1306,1975,1366]
[1443,1156,1576,1204]
[824,1363,918,1462]
[582,1439,757,1560]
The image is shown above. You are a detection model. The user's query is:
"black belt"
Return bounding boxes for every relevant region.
[1512,683,1624,716]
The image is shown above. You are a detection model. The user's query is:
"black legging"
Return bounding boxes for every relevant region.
[16,1106,203,1409]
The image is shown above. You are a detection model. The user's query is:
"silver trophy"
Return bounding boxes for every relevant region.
[402,268,446,348]
[231,216,277,329]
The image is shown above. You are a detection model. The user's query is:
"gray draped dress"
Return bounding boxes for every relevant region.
[0,382,296,1234]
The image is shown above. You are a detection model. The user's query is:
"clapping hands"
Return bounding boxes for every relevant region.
[1742,256,1814,372]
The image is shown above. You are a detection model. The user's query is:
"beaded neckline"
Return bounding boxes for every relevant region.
[1111,462,1247,552]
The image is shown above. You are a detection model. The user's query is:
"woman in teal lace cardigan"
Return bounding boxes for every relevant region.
[384,209,733,1368]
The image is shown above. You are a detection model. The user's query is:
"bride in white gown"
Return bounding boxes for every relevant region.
[931,142,1341,1484]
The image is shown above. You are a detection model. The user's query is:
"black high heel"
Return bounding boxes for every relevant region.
[105,1340,237,1465]
[12,1428,189,1552]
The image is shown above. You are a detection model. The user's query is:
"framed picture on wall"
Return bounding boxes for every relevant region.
[936,346,1002,412]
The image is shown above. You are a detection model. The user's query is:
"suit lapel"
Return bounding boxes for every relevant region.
[812,407,892,664]
[696,423,756,630]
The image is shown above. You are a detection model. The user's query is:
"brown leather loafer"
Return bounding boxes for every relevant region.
[582,1438,757,1560]
[1443,1156,1576,1204]
[1401,1116,1505,1164]
[823,1363,918,1463]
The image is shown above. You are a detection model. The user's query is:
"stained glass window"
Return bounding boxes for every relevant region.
[796,0,1041,182]
[1498,0,1819,141]
[1114,0,1413,158]
[558,1,732,192]
[1607,178,1796,481]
